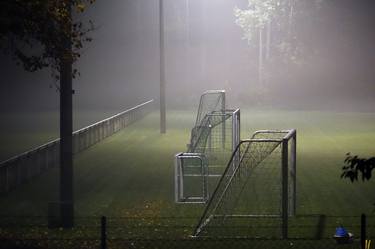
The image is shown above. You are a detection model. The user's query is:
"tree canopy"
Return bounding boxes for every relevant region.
[234,0,324,64]
[234,0,278,41]
[0,0,95,80]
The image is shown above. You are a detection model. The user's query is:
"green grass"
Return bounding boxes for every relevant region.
[0,109,374,220]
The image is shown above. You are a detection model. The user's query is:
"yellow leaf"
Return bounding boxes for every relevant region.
[76,3,85,12]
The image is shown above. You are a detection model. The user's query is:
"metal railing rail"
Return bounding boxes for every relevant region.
[0,99,154,194]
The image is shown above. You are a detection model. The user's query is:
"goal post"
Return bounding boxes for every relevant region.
[175,153,209,203]
[193,129,297,238]
[174,90,240,204]
[174,109,240,203]
[195,90,225,127]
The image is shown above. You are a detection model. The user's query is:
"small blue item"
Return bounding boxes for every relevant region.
[335,226,348,237]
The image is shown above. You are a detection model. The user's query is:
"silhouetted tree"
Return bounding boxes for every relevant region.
[341,153,375,182]
[0,0,94,79]
[0,0,95,227]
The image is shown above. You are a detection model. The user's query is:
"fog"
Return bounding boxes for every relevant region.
[1,0,375,113]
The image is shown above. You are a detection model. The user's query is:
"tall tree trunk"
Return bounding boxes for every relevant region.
[135,0,141,33]
[258,27,263,87]
[159,0,166,134]
[265,19,271,89]
[266,19,271,61]
[287,0,295,53]
[199,0,206,84]
[286,0,294,86]
[288,0,294,38]
[60,2,74,228]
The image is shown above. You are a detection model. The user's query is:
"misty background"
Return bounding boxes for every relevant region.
[0,0,374,114]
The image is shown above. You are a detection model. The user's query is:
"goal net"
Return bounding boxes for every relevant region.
[175,90,240,203]
[193,130,296,238]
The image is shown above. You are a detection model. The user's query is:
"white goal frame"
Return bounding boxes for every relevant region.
[174,90,240,204]
[193,129,297,238]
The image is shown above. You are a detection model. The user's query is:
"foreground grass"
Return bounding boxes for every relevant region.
[0,109,374,220]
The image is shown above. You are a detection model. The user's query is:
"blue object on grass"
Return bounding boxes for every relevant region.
[335,226,348,237]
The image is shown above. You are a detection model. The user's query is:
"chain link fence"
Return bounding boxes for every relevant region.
[0,214,374,249]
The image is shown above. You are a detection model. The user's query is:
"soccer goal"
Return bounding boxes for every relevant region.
[193,129,297,238]
[175,90,240,204]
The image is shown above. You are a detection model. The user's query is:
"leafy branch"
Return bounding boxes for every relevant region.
[341,153,375,182]
[0,0,96,80]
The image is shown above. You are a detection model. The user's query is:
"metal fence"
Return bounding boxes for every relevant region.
[0,214,374,249]
[0,100,154,195]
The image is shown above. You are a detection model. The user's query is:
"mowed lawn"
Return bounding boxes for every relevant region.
[0,109,374,219]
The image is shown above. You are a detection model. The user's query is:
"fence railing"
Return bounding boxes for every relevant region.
[0,99,154,194]
[0,214,374,249]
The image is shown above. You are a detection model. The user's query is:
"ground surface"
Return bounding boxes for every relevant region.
[0,109,374,221]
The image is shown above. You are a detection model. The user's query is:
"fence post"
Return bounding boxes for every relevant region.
[361,213,366,249]
[101,216,107,249]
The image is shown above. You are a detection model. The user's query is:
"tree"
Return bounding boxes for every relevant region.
[0,0,95,228]
[234,0,322,102]
[0,0,94,79]
[234,0,279,93]
[341,153,375,182]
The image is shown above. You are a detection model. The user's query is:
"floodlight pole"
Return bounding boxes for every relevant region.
[159,0,166,134]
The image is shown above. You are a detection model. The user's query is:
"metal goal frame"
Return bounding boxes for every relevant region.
[193,129,297,238]
[174,90,240,204]
[175,109,240,203]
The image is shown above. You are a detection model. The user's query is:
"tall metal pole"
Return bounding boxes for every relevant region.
[185,0,190,84]
[159,0,166,134]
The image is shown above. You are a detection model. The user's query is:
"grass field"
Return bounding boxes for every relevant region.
[0,109,374,232]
